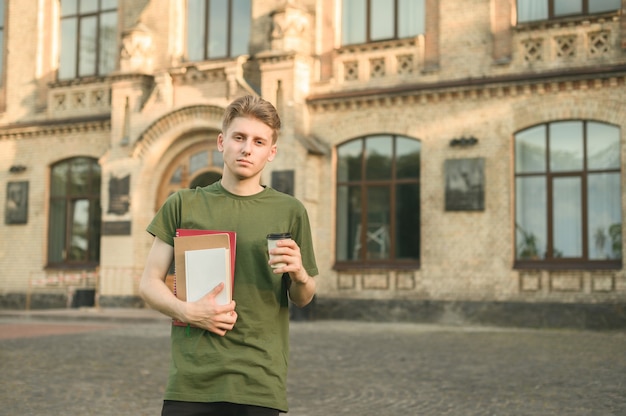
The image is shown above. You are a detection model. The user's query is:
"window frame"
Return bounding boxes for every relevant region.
[516,0,621,24]
[335,134,421,271]
[186,0,251,62]
[341,0,425,46]
[58,0,118,81]
[47,157,102,269]
[514,120,622,270]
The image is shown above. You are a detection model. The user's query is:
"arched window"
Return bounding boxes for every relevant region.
[514,120,622,268]
[336,135,421,269]
[48,157,101,267]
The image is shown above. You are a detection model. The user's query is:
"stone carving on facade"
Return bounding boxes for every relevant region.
[120,23,154,73]
[270,1,311,54]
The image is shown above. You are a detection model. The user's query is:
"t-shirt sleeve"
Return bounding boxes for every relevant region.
[146,192,182,246]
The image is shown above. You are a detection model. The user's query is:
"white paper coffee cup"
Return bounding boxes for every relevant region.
[267,233,292,268]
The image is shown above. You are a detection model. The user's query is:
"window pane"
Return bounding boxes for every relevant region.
[515,125,546,173]
[587,122,620,169]
[370,0,394,41]
[399,0,424,37]
[515,176,547,259]
[231,0,250,56]
[80,0,98,14]
[99,11,117,74]
[0,31,4,81]
[61,0,78,16]
[396,183,419,260]
[553,177,582,257]
[51,164,68,196]
[588,173,622,259]
[337,140,362,182]
[554,0,582,16]
[48,199,67,262]
[89,200,102,261]
[90,162,101,191]
[365,136,392,180]
[517,0,548,23]
[342,0,366,44]
[366,186,390,260]
[549,121,583,172]
[396,137,421,179]
[212,149,223,167]
[69,158,92,195]
[589,0,620,13]
[336,185,362,260]
[187,0,206,61]
[101,0,118,9]
[69,199,89,261]
[208,0,228,58]
[190,150,209,174]
[78,16,97,77]
[170,166,182,184]
[59,18,78,79]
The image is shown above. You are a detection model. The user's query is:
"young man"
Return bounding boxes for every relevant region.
[139,95,318,416]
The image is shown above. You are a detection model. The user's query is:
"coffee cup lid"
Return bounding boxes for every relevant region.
[267,233,292,239]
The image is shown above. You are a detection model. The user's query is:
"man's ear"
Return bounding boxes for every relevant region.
[267,144,277,161]
[217,133,224,152]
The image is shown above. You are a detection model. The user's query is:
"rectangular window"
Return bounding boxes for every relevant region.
[517,0,620,23]
[342,0,425,46]
[186,0,251,62]
[59,0,118,80]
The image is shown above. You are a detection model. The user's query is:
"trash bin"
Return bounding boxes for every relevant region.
[72,288,96,308]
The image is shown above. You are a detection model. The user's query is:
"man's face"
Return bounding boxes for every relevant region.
[217,116,277,180]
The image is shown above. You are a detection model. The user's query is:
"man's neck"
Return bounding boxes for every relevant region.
[220,176,264,196]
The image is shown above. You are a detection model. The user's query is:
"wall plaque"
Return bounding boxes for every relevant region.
[5,181,28,225]
[445,158,485,211]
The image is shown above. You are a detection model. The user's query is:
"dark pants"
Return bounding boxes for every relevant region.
[162,401,281,416]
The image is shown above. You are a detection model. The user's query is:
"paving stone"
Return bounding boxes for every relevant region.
[0,315,625,415]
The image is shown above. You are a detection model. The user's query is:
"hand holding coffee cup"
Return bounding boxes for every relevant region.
[267,233,292,268]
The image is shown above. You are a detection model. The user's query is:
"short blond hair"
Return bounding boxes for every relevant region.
[222,95,281,143]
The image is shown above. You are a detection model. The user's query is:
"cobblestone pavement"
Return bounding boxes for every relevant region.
[0,311,625,416]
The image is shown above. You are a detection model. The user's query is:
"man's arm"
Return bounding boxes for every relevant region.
[139,237,237,336]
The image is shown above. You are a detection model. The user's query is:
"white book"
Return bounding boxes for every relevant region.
[184,247,231,305]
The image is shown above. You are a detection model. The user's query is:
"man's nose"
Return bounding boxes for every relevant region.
[241,138,252,154]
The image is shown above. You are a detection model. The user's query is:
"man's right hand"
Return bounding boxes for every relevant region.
[184,283,237,336]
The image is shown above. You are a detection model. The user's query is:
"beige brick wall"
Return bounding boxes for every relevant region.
[0,0,624,306]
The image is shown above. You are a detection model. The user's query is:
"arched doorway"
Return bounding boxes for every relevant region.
[156,140,224,210]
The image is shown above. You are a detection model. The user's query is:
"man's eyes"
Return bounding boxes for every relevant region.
[231,135,267,146]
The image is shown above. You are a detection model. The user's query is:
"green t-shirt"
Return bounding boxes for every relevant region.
[147,182,318,412]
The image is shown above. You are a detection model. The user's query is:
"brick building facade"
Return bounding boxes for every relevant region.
[0,0,624,328]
